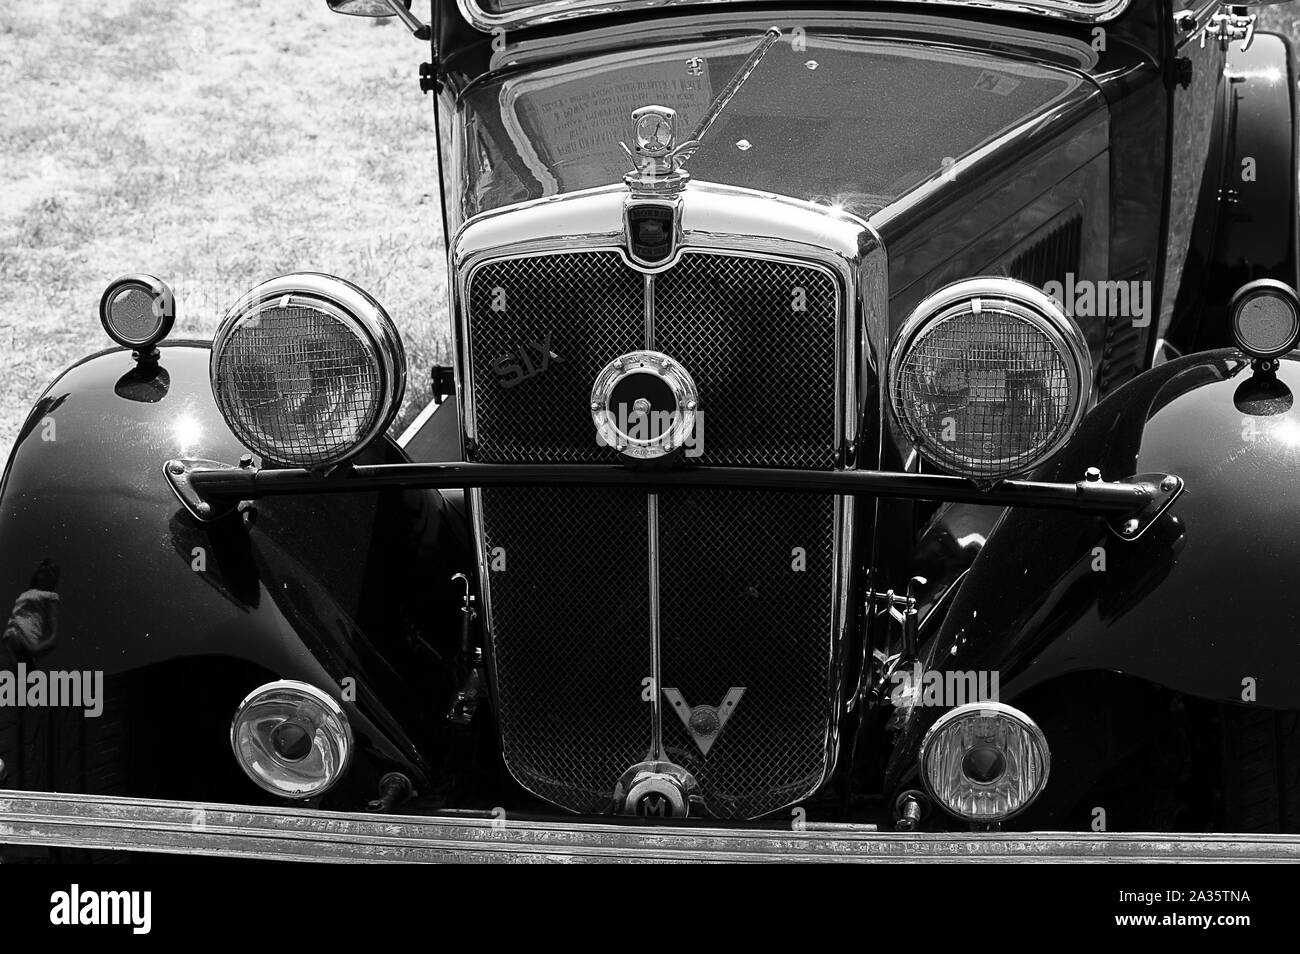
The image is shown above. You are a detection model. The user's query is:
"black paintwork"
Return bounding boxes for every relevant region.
[1169,33,1300,354]
[928,349,1300,710]
[0,345,470,803]
[882,348,1300,824]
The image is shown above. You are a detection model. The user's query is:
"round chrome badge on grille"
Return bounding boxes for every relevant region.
[591,350,699,461]
[615,760,698,818]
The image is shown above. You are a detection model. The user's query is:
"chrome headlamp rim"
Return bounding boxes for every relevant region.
[210,272,407,469]
[887,276,1092,481]
[919,699,1051,823]
[1229,278,1300,361]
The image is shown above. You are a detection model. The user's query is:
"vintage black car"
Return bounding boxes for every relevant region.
[3,0,1300,862]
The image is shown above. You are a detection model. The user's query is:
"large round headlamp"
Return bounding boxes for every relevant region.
[211,273,405,468]
[231,680,353,799]
[888,278,1091,484]
[919,701,1050,822]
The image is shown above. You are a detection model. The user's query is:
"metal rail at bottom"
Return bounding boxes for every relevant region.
[2,791,1298,863]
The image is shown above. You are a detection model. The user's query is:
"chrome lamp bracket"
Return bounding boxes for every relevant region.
[164,458,242,522]
[1096,470,1184,541]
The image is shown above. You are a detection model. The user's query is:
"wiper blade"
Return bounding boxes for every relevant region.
[678,25,783,164]
[621,25,783,193]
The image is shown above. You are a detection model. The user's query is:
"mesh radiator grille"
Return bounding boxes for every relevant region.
[657,489,837,819]
[479,486,650,814]
[654,253,839,468]
[467,248,843,818]
[468,251,644,463]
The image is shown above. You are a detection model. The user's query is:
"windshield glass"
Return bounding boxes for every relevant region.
[456,32,1093,222]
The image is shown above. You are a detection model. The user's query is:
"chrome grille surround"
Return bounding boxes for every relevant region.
[452,181,887,818]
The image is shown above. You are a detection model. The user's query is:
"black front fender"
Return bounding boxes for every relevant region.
[919,348,1300,711]
[882,349,1300,822]
[0,344,469,806]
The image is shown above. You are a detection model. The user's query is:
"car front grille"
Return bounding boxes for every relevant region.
[466,248,845,818]
[468,251,644,463]
[479,485,651,813]
[656,488,838,818]
[653,254,838,469]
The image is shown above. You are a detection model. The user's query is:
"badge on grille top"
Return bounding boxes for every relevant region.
[591,350,699,461]
[625,202,677,266]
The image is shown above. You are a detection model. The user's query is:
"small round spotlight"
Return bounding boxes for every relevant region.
[231,680,353,799]
[99,274,175,351]
[1230,279,1300,361]
[919,701,1050,823]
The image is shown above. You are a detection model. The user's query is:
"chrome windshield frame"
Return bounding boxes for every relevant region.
[455,0,1133,33]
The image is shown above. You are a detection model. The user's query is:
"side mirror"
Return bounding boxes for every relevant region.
[327,0,409,16]
[326,0,429,39]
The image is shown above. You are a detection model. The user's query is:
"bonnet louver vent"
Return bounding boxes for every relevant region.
[1007,214,1082,290]
[1006,214,1143,395]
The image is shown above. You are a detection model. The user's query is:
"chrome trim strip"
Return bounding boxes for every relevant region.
[490,11,1101,75]
[647,492,664,760]
[397,398,440,448]
[5,791,1298,863]
[467,486,499,726]
[645,260,662,761]
[644,273,655,350]
[457,0,1132,33]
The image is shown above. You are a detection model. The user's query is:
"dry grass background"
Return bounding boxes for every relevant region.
[0,0,447,464]
[1262,5,1300,37]
[1,4,1298,466]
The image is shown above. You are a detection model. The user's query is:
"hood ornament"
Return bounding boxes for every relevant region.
[620,26,782,196]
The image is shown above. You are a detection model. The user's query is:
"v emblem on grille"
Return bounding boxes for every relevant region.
[662,687,745,756]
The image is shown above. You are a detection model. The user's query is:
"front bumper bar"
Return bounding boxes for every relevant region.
[166,457,1183,537]
[3,791,1298,862]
